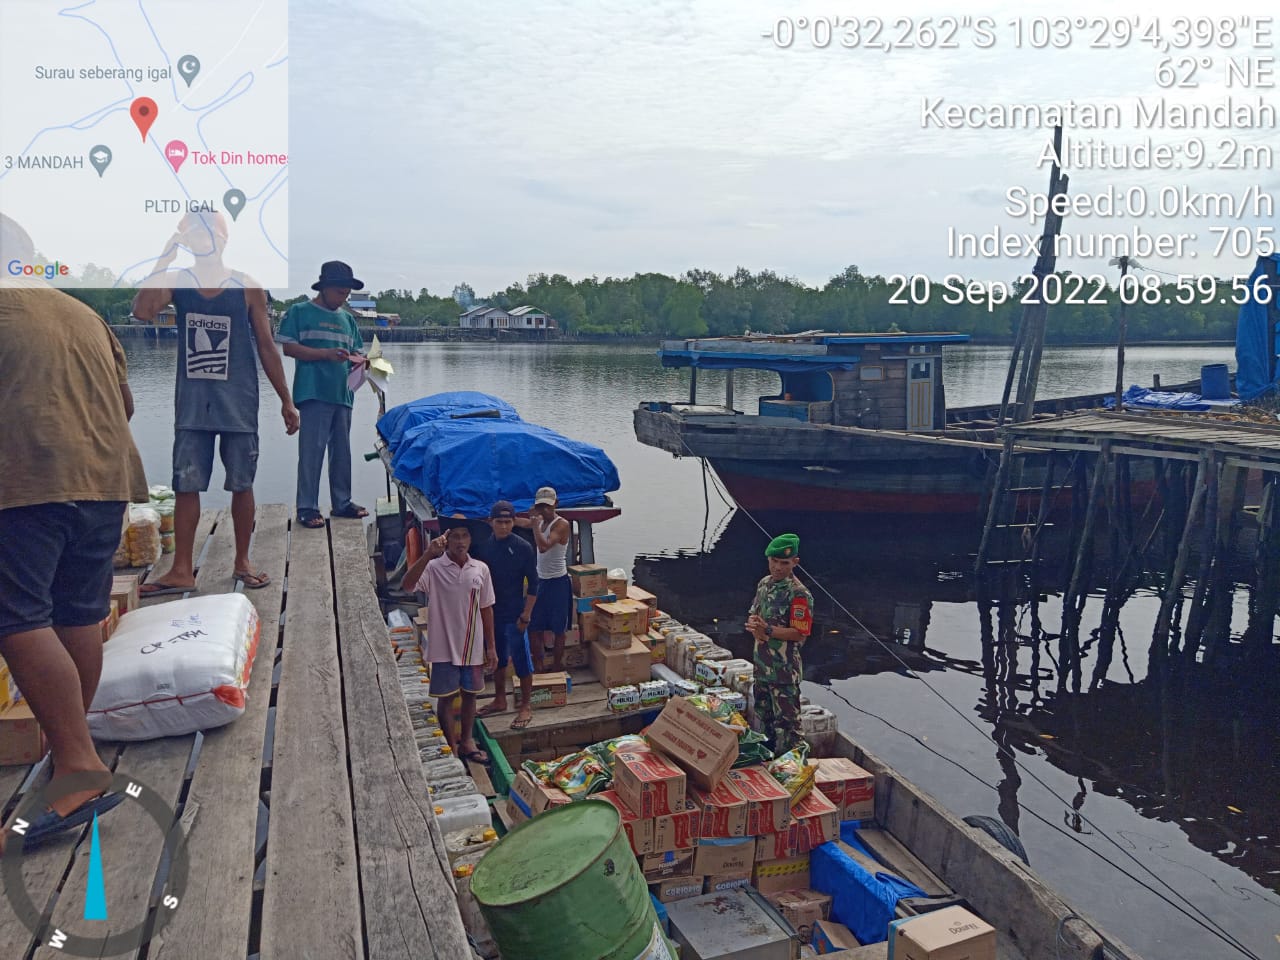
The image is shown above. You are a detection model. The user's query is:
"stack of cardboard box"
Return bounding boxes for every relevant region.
[0,655,41,766]
[569,565,652,690]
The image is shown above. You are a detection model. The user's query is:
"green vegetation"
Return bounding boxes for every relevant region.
[63,262,1241,343]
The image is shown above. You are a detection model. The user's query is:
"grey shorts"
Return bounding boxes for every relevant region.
[173,430,259,493]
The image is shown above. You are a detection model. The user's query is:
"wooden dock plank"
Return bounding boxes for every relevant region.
[142,509,220,601]
[150,504,290,960]
[330,518,471,960]
[33,502,243,958]
[260,523,362,960]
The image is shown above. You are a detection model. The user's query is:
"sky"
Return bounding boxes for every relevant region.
[14,0,1271,299]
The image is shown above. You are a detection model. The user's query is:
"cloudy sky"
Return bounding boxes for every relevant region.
[288,0,1275,296]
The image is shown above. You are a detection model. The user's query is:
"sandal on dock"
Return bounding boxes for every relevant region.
[234,570,271,589]
[510,714,533,730]
[138,581,192,598]
[20,792,125,850]
[330,503,369,519]
[297,510,325,529]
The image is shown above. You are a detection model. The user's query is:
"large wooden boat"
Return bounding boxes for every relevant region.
[634,333,1185,516]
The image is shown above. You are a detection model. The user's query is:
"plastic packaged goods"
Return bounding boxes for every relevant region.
[444,825,498,865]
[430,777,483,802]
[422,756,467,783]
[638,680,669,708]
[430,798,488,834]
[649,663,684,695]
[387,608,413,630]
[608,685,641,712]
[670,678,700,698]
[124,505,162,566]
[89,594,260,740]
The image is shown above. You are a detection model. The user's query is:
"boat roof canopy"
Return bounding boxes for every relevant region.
[658,332,970,371]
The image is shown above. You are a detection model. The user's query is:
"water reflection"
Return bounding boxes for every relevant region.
[634,510,1280,897]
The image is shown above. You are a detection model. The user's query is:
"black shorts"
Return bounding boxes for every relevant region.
[0,500,126,638]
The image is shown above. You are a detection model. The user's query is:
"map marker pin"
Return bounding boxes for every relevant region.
[130,97,158,141]
[89,145,112,178]
[223,188,247,221]
[165,140,189,173]
[177,55,200,87]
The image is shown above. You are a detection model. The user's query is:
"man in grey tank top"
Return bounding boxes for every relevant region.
[132,212,299,596]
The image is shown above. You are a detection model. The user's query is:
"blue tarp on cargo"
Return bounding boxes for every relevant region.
[383,397,620,517]
[1236,254,1280,401]
[377,391,520,451]
[810,831,928,946]
[1102,386,1239,411]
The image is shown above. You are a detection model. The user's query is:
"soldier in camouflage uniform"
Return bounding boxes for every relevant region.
[747,533,813,754]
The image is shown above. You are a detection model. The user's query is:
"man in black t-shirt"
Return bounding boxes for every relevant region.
[472,501,539,729]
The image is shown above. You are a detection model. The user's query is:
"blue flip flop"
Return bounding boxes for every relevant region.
[21,792,125,849]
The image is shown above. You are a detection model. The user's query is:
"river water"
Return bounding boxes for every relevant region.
[120,338,1277,960]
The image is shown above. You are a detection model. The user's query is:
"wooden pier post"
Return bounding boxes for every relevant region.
[976,434,1016,576]
[1245,474,1280,659]
[1152,455,1209,655]
[1182,454,1222,664]
[1060,445,1109,692]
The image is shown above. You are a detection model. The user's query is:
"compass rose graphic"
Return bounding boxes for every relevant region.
[2,771,188,956]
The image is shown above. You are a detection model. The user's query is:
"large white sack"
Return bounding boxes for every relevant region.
[88,593,260,741]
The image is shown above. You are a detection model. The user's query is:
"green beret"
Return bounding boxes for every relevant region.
[765,533,800,558]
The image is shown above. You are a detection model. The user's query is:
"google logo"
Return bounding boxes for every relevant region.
[6,259,70,279]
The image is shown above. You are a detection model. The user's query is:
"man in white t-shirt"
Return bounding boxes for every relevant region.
[410,524,497,764]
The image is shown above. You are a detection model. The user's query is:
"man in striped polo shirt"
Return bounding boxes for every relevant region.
[408,523,498,763]
[276,260,368,529]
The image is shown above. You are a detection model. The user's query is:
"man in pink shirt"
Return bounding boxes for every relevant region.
[405,524,497,763]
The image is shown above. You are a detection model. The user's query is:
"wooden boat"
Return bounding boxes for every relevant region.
[462,674,1140,959]
[633,332,1195,516]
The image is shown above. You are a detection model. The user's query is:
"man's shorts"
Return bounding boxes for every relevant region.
[0,500,126,638]
[529,574,572,635]
[495,622,535,678]
[428,662,485,697]
[173,429,259,493]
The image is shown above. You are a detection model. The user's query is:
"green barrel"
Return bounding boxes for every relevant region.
[471,800,672,960]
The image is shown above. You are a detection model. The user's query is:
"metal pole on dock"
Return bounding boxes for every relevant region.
[1110,256,1137,411]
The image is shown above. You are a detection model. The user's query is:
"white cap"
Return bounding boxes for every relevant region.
[534,486,557,506]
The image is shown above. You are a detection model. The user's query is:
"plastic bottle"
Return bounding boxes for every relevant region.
[429,777,481,803]
[444,825,498,866]
[433,793,492,834]
[452,848,499,958]
[422,756,467,783]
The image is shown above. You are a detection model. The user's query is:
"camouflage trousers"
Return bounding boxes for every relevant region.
[756,670,801,755]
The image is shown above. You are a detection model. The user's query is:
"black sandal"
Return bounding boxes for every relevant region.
[297,510,325,529]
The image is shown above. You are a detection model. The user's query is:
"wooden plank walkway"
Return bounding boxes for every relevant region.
[1006,410,1280,470]
[0,507,468,960]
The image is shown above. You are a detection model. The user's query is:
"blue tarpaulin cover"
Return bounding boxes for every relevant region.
[379,393,619,517]
[377,391,520,450]
[1236,254,1280,401]
[1102,385,1239,411]
[810,826,928,945]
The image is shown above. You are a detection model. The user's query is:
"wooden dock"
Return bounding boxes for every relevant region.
[0,507,469,960]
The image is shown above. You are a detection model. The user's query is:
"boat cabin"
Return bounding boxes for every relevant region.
[659,332,970,432]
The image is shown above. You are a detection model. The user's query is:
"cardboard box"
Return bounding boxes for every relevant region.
[608,574,628,598]
[889,906,996,960]
[812,919,861,954]
[767,889,832,944]
[595,601,642,635]
[653,799,701,852]
[751,855,810,895]
[413,606,429,650]
[563,644,589,669]
[693,838,753,877]
[526,672,569,709]
[757,823,801,862]
[617,598,650,635]
[642,847,695,881]
[576,593,616,614]
[578,611,600,644]
[810,757,875,822]
[111,574,140,615]
[589,635,652,688]
[613,750,685,818]
[792,789,840,850]
[645,696,739,791]
[506,770,571,822]
[627,585,658,611]
[648,876,705,904]
[0,659,13,712]
[592,790,654,855]
[703,872,752,894]
[568,564,608,598]
[648,636,667,664]
[563,627,581,647]
[0,703,46,766]
[593,627,634,651]
[727,765,792,835]
[689,780,748,838]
